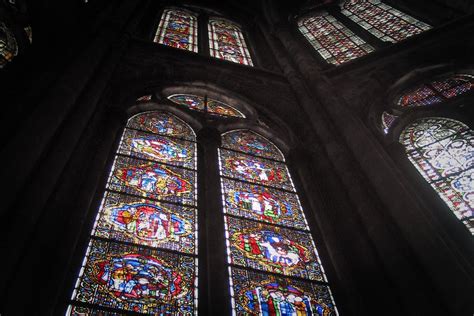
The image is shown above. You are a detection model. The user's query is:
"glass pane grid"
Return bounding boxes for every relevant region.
[70,112,199,314]
[298,12,373,65]
[401,118,474,235]
[208,17,254,66]
[341,0,431,43]
[219,130,337,315]
[155,9,198,53]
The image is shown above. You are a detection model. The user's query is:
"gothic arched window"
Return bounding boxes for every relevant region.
[208,17,253,66]
[400,117,474,234]
[67,111,199,314]
[398,74,474,107]
[154,8,198,52]
[340,0,431,43]
[0,21,18,68]
[298,11,374,65]
[219,130,338,314]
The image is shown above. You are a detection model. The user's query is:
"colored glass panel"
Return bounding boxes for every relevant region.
[154,8,198,52]
[0,22,18,68]
[230,267,337,316]
[93,192,197,254]
[168,94,245,118]
[118,128,196,168]
[221,178,308,230]
[219,149,294,191]
[127,112,196,141]
[298,12,374,65]
[341,0,431,43]
[67,305,124,315]
[400,117,474,234]
[225,216,324,281]
[398,74,474,107]
[71,239,197,314]
[107,156,196,205]
[222,130,284,161]
[208,17,253,66]
[136,95,152,102]
[381,111,398,134]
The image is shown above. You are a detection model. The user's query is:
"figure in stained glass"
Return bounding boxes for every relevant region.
[298,12,374,65]
[73,240,196,314]
[127,112,196,141]
[340,0,431,43]
[94,192,196,253]
[220,149,294,191]
[208,17,253,66]
[226,216,323,280]
[108,156,195,205]
[230,268,337,316]
[400,117,474,234]
[222,130,284,161]
[119,129,195,168]
[222,178,307,230]
[155,9,198,52]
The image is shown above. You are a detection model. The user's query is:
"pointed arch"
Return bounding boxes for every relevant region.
[154,8,198,52]
[218,129,338,314]
[400,117,474,234]
[208,17,253,66]
[67,111,199,314]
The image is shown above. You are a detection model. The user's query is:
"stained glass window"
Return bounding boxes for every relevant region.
[398,74,474,107]
[168,93,246,118]
[298,12,374,65]
[208,17,253,66]
[400,117,474,234]
[340,0,431,43]
[381,111,399,134]
[0,22,18,68]
[154,8,198,52]
[219,130,338,315]
[69,111,199,314]
[136,94,152,102]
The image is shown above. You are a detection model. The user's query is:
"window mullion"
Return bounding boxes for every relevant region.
[196,127,232,316]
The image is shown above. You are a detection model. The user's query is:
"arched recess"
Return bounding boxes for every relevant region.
[217,129,338,315]
[64,84,341,314]
[374,66,474,237]
[399,117,473,234]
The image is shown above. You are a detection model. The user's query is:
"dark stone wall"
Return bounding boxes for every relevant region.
[0,0,473,315]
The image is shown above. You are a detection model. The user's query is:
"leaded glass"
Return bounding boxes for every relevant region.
[118,128,196,168]
[71,239,197,314]
[381,111,398,134]
[225,216,324,280]
[136,95,152,102]
[298,12,374,65]
[341,0,431,43]
[208,17,253,66]
[70,111,198,315]
[107,156,196,205]
[221,178,308,230]
[219,149,294,191]
[127,112,196,141]
[154,8,198,52]
[222,130,284,161]
[0,22,18,68]
[168,94,245,118]
[93,192,197,253]
[400,117,474,234]
[398,74,474,107]
[230,267,337,316]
